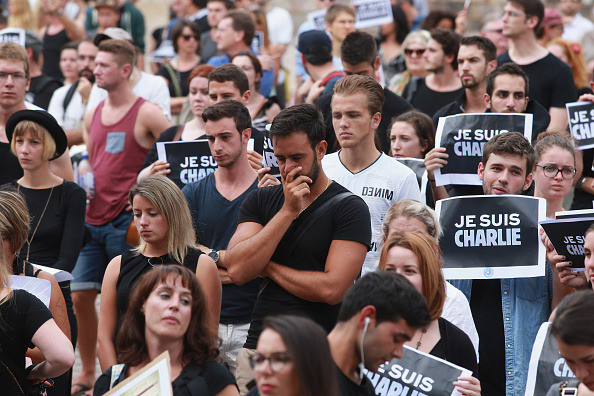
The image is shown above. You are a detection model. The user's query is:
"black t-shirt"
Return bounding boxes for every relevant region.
[316,87,412,154]
[94,361,236,396]
[403,78,464,118]
[26,75,63,110]
[337,365,376,396]
[43,29,69,81]
[183,173,260,324]
[497,52,577,110]
[431,317,478,375]
[0,290,53,394]
[239,182,371,348]
[471,279,505,396]
[0,141,23,184]
[9,181,86,273]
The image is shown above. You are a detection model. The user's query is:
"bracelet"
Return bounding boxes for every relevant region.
[428,178,435,182]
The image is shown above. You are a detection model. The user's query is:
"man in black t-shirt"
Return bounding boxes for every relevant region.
[182,100,259,376]
[403,29,464,118]
[226,104,371,393]
[497,0,576,131]
[315,31,412,154]
[328,272,431,396]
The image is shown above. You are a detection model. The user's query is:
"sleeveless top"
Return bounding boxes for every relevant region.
[115,248,204,330]
[43,29,69,80]
[87,97,148,225]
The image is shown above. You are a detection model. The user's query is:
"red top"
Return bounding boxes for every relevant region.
[87,97,148,225]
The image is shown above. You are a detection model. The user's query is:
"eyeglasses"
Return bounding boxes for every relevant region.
[181,34,199,41]
[249,352,292,373]
[549,24,564,30]
[485,28,503,34]
[0,72,28,82]
[404,48,425,57]
[535,164,577,179]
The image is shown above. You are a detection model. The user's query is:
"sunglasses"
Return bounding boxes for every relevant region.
[404,48,425,57]
[181,34,199,41]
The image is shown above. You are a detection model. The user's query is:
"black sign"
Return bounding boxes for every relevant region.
[539,217,594,270]
[567,101,594,150]
[434,113,532,186]
[262,135,280,177]
[364,346,472,396]
[436,195,545,279]
[525,322,575,396]
[156,140,217,188]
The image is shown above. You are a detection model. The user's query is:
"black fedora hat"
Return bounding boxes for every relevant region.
[6,110,68,161]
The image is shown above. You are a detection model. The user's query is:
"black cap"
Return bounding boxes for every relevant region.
[6,110,67,161]
[297,30,332,57]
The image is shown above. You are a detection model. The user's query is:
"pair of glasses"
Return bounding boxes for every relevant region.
[249,352,292,373]
[0,72,28,82]
[535,164,577,179]
[181,34,198,41]
[404,48,425,57]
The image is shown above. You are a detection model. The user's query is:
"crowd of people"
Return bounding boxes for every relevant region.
[1,0,594,395]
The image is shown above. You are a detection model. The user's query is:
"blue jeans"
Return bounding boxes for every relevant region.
[71,211,131,291]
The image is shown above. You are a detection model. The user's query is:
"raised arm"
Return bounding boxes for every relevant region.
[226,167,312,285]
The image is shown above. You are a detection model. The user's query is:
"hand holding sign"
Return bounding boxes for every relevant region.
[258,167,280,188]
[424,147,449,180]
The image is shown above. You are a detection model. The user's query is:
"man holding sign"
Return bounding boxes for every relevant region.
[182,100,259,375]
[447,132,557,396]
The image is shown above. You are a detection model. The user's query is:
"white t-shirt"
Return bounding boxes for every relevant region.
[443,281,479,360]
[48,84,86,131]
[87,70,171,120]
[322,152,421,275]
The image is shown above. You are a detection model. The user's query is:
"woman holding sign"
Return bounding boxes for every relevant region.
[94,265,237,396]
[533,133,577,219]
[378,232,481,395]
[97,175,221,372]
[546,290,594,395]
[138,65,216,181]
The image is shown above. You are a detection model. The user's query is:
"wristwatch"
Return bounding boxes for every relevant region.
[208,249,220,263]
[577,176,587,190]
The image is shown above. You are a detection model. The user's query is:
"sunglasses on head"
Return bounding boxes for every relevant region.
[404,48,425,56]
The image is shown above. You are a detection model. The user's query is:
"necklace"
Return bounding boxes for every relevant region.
[416,328,427,350]
[18,183,55,261]
[147,256,164,268]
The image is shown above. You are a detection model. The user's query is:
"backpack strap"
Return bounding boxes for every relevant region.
[164,63,183,98]
[319,71,344,87]
[62,81,79,122]
[405,76,421,104]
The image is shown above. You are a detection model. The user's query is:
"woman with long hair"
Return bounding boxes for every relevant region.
[0,188,73,395]
[157,19,203,116]
[97,175,221,371]
[378,232,480,395]
[546,290,594,395]
[138,64,215,181]
[94,265,236,395]
[231,51,281,130]
[247,315,339,396]
[0,220,75,395]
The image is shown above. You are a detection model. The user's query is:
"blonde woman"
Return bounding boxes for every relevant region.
[97,175,221,371]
